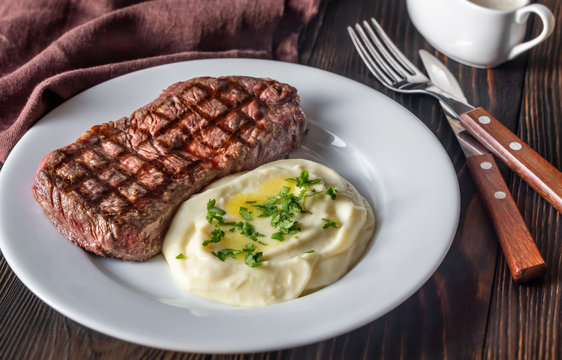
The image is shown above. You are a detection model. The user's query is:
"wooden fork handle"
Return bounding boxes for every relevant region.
[466,153,546,282]
[461,107,562,214]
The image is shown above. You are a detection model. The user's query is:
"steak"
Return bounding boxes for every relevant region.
[32,76,306,261]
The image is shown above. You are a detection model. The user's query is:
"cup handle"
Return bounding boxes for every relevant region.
[508,4,555,60]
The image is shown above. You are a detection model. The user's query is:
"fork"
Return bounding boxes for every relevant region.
[347,18,474,118]
[347,18,562,215]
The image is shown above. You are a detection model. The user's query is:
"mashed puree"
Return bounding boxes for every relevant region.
[162,159,375,307]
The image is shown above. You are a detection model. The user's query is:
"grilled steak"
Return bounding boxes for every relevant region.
[32,76,306,261]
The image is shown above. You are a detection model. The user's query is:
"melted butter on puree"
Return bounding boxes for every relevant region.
[162,159,375,307]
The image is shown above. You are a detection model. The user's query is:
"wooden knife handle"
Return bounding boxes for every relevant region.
[466,153,546,282]
[460,107,562,214]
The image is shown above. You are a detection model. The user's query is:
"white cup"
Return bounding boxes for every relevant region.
[406,0,555,68]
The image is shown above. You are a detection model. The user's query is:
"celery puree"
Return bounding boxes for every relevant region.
[162,159,375,307]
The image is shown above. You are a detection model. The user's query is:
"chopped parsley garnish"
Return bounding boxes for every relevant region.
[280,192,307,214]
[232,221,265,243]
[212,243,263,267]
[206,199,225,223]
[202,228,225,246]
[286,170,322,188]
[203,169,339,268]
[202,200,266,267]
[326,186,337,200]
[322,218,338,229]
[212,248,242,261]
[176,253,186,260]
[242,243,256,252]
[252,185,316,241]
[245,251,263,267]
[239,206,253,221]
[242,244,263,267]
[206,199,234,226]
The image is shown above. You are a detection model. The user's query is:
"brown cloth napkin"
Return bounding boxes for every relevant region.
[0,0,320,162]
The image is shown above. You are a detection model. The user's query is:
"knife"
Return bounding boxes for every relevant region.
[416,52,562,215]
[419,50,546,282]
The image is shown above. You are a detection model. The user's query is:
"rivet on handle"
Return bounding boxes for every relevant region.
[478,116,491,124]
[480,161,492,169]
[494,191,507,199]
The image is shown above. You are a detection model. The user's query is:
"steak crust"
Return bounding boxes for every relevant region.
[32,76,306,261]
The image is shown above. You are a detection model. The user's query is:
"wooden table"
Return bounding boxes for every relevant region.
[1,0,561,358]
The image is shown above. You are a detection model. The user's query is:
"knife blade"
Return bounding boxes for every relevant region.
[417,53,562,215]
[420,49,546,282]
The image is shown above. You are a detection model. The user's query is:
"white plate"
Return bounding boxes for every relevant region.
[0,59,459,353]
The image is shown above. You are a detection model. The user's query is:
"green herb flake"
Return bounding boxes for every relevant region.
[232,221,265,241]
[286,170,322,188]
[322,218,338,229]
[175,253,186,260]
[252,184,310,238]
[242,243,263,267]
[326,186,338,200]
[202,228,225,246]
[212,248,242,261]
[206,199,225,224]
[242,243,256,253]
[205,172,331,268]
[239,206,253,221]
[305,250,315,254]
[301,188,322,199]
[244,251,263,267]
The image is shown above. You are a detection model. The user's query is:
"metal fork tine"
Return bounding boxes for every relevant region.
[355,24,404,82]
[354,23,403,83]
[347,26,394,89]
[362,20,409,80]
[352,25,399,85]
[368,18,418,75]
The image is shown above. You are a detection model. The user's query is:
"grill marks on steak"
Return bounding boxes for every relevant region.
[32,76,307,261]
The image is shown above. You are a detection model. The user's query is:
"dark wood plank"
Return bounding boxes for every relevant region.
[484,0,562,358]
